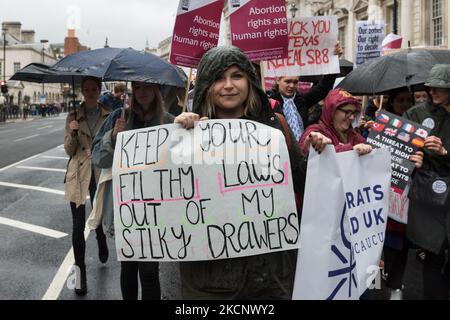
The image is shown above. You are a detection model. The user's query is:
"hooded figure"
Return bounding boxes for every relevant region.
[180,46,305,300]
[299,88,365,154]
[404,64,450,300]
[193,46,273,121]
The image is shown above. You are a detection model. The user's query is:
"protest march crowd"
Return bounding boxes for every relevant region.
[15,0,448,301]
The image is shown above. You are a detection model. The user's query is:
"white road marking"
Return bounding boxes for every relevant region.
[37,125,53,130]
[0,216,67,239]
[0,129,17,134]
[0,144,65,173]
[17,166,66,173]
[46,129,63,135]
[0,181,64,195]
[0,154,41,172]
[14,134,39,142]
[42,228,90,300]
[41,155,69,160]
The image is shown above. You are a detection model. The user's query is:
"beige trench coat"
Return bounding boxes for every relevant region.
[64,103,111,207]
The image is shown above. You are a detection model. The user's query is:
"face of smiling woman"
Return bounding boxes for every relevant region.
[333,104,359,134]
[211,65,249,119]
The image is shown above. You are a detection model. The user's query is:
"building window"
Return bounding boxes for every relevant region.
[338,27,346,54]
[385,4,401,35]
[432,0,443,46]
[13,62,21,73]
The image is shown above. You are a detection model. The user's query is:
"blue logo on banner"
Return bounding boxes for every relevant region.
[327,204,358,300]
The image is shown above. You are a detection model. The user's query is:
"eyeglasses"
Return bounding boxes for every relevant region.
[338,108,359,118]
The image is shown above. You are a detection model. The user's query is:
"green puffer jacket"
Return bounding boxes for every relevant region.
[180,46,305,300]
[404,100,450,254]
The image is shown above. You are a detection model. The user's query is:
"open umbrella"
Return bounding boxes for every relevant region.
[10,63,86,114]
[10,63,83,83]
[50,47,187,88]
[337,49,450,95]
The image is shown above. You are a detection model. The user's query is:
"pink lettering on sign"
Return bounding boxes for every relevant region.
[263,16,340,77]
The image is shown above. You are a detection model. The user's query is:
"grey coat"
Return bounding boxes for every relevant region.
[404,101,450,254]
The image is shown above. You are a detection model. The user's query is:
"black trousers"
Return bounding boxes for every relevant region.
[120,261,160,300]
[70,173,105,268]
[384,245,409,290]
[423,249,450,300]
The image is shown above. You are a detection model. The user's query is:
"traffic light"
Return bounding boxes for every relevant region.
[0,81,7,94]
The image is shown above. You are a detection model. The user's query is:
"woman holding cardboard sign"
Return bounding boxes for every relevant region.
[91,81,174,300]
[174,46,306,299]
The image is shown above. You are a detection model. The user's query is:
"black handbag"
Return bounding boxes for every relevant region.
[409,169,450,208]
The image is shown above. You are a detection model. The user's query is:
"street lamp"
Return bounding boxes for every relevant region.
[289,2,299,18]
[1,27,8,121]
[40,39,48,103]
[2,27,7,82]
[393,0,398,34]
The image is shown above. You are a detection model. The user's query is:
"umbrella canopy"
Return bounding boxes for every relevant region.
[10,63,84,83]
[50,47,187,87]
[338,49,450,95]
[10,63,89,114]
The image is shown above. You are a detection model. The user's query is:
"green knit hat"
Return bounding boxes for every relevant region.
[192,46,272,120]
[425,64,450,88]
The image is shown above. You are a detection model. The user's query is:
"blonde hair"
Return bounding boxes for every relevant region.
[202,76,261,119]
[130,83,165,123]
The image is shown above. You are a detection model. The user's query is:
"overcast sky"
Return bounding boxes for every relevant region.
[1,0,180,49]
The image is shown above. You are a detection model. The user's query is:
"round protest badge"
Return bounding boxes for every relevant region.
[422,118,435,130]
[432,180,447,194]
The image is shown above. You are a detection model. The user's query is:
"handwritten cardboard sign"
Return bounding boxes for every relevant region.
[262,16,340,77]
[112,119,299,262]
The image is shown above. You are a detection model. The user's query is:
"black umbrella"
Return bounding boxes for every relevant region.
[10,63,82,83]
[50,47,187,88]
[338,49,450,95]
[10,63,86,114]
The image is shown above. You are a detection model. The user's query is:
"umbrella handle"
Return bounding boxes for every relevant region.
[121,84,129,119]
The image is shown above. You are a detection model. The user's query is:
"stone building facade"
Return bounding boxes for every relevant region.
[1,21,61,107]
[288,0,449,61]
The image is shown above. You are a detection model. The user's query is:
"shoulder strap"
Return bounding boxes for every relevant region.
[275,113,293,151]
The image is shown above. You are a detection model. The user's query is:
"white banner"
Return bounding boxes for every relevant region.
[262,16,340,77]
[293,146,391,300]
[112,120,299,262]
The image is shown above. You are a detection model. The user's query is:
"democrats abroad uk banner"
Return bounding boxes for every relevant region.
[112,120,299,262]
[262,16,340,77]
[293,146,391,300]
[170,0,225,68]
[229,0,289,62]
